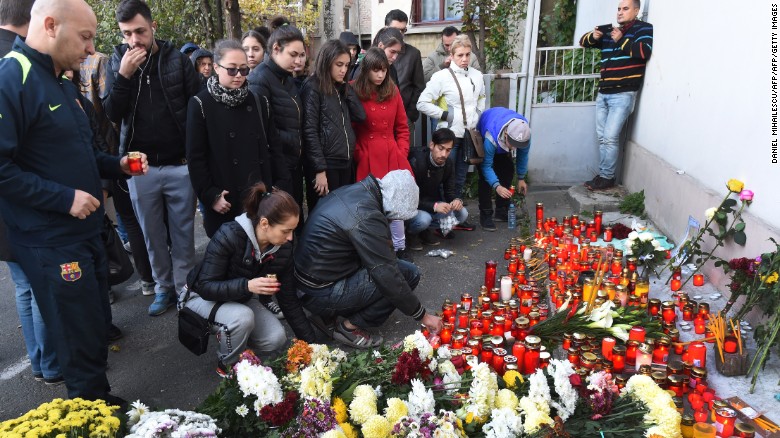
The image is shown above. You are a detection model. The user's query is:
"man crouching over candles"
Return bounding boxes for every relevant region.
[294,170,443,348]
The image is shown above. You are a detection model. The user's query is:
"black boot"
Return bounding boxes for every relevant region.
[480,210,496,231]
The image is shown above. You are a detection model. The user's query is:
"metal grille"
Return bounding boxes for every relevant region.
[533,46,601,104]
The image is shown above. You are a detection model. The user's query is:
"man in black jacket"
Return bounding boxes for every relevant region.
[406,128,469,250]
[385,9,426,155]
[294,170,443,348]
[104,0,200,317]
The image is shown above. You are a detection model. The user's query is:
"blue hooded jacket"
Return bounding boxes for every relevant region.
[476,107,531,189]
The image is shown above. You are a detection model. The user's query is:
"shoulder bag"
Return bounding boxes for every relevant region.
[177,261,224,356]
[102,215,133,286]
[447,68,484,164]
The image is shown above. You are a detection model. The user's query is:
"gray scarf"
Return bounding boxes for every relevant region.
[207,75,249,108]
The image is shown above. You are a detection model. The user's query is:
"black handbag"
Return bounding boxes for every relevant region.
[177,263,224,356]
[102,215,134,286]
[447,68,484,164]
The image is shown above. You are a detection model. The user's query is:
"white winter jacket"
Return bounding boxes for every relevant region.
[416,63,486,138]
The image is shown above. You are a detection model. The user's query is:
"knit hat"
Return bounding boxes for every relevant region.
[500,118,531,150]
[379,170,419,220]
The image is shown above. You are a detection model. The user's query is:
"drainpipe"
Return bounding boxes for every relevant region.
[518,0,541,115]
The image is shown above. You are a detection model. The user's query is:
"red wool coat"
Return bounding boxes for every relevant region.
[352,87,411,181]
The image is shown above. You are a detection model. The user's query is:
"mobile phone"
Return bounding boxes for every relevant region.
[596,24,613,34]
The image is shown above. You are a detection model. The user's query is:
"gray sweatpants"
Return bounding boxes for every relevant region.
[183,293,287,365]
[128,165,196,295]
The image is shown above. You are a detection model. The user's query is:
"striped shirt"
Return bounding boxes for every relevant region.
[580,20,653,94]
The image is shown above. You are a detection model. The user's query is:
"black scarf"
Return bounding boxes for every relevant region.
[207,75,249,107]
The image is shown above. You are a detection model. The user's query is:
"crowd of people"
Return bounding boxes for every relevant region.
[0,0,650,407]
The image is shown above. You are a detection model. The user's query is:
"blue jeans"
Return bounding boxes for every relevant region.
[595,91,637,179]
[447,138,470,199]
[406,208,469,235]
[8,262,60,379]
[300,260,420,328]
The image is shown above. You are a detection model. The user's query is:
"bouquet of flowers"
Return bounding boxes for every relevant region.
[126,401,221,438]
[624,230,668,278]
[0,398,120,438]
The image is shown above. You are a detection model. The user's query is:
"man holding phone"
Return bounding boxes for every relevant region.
[580,0,653,191]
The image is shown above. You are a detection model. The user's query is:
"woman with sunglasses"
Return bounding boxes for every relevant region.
[300,40,366,212]
[186,39,281,238]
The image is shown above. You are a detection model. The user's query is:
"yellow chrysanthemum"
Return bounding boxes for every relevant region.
[762,272,779,285]
[503,370,523,389]
[349,396,377,425]
[353,385,376,400]
[339,422,358,438]
[332,397,348,424]
[361,415,392,438]
[727,179,744,193]
[384,398,408,424]
[322,430,348,438]
[496,389,519,410]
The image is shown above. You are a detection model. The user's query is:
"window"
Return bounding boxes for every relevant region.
[412,0,463,24]
[344,8,350,30]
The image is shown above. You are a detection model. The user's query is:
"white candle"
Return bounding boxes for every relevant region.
[500,276,513,301]
[523,248,533,262]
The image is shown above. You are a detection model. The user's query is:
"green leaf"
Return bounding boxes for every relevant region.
[723,198,738,207]
[734,230,747,245]
[735,222,746,231]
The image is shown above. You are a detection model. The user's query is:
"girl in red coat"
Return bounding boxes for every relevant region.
[352,47,413,259]
[352,47,411,181]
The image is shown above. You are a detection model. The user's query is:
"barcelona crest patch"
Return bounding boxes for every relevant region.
[60,262,82,282]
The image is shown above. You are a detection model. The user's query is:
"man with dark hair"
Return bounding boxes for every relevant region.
[422,25,480,83]
[0,0,34,54]
[384,9,425,154]
[406,128,469,250]
[104,0,200,316]
[339,31,360,79]
[580,0,652,191]
[0,0,146,402]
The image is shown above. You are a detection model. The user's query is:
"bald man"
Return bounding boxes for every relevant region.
[0,0,146,403]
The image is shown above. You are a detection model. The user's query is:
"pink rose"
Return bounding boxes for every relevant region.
[739,189,754,202]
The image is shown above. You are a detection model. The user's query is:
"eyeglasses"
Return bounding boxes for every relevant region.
[217,63,250,77]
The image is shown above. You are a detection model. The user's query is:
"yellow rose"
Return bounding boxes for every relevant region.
[727,179,744,193]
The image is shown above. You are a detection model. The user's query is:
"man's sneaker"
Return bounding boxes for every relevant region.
[480,212,497,232]
[33,373,44,382]
[586,176,616,191]
[308,313,336,338]
[141,281,156,296]
[107,324,123,342]
[333,321,383,349]
[216,360,231,378]
[259,296,284,320]
[43,376,65,387]
[148,291,176,316]
[103,394,129,411]
[453,220,475,231]
[406,233,423,251]
[420,229,441,245]
[493,209,508,222]
[584,175,599,187]
[396,249,413,262]
[123,241,132,254]
[108,288,116,304]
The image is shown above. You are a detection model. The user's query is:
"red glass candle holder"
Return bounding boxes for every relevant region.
[670,278,682,292]
[693,273,705,287]
[694,408,709,423]
[629,326,646,343]
[485,260,498,291]
[688,342,707,368]
[601,337,616,361]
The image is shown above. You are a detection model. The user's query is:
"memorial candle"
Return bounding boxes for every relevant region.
[715,408,736,437]
[612,345,626,373]
[693,273,705,287]
[523,336,542,374]
[602,337,616,361]
[688,342,707,368]
[500,276,513,301]
[629,326,646,342]
[485,260,497,291]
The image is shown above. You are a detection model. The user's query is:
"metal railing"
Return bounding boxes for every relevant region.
[533,46,601,104]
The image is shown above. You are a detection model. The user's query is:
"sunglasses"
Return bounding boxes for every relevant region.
[217,63,250,77]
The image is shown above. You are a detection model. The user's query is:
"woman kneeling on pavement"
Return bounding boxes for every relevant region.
[181,184,315,375]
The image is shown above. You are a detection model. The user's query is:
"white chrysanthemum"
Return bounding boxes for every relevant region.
[126,400,149,426]
[437,345,452,360]
[464,362,498,420]
[330,347,348,363]
[322,429,347,438]
[624,375,682,438]
[518,370,554,434]
[234,405,249,417]
[495,389,519,410]
[403,331,434,360]
[234,362,283,409]
[547,359,578,421]
[349,393,378,425]
[639,232,654,242]
[406,378,436,420]
[354,384,378,401]
[483,408,523,438]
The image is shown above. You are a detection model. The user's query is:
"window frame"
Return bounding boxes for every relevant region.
[411,0,466,26]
